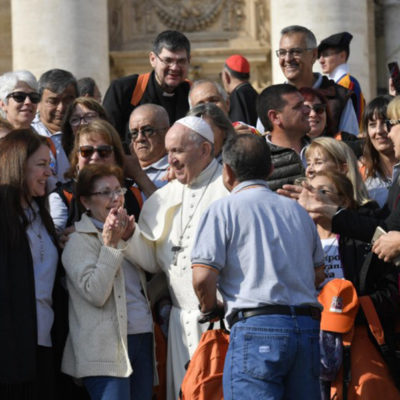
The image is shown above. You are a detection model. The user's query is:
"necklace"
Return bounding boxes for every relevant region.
[29,217,45,263]
[171,164,218,265]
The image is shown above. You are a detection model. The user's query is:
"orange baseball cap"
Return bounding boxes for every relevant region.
[318,279,359,334]
[225,54,250,74]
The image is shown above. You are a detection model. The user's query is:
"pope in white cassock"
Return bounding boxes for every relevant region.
[128,116,228,400]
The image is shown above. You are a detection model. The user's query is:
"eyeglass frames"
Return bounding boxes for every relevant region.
[79,145,114,159]
[6,91,41,104]
[69,112,99,127]
[128,126,167,141]
[304,104,327,115]
[89,187,127,199]
[385,119,400,132]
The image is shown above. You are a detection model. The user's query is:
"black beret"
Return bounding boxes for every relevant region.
[318,32,353,57]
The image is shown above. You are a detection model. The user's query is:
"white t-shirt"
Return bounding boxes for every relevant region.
[319,236,344,289]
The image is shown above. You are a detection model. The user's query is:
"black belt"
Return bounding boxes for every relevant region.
[230,305,321,326]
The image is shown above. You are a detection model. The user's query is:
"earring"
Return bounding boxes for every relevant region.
[86,208,91,216]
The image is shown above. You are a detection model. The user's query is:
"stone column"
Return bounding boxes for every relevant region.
[269,0,373,101]
[11,0,110,96]
[380,0,400,92]
[0,0,12,74]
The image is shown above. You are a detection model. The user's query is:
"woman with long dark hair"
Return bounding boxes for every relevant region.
[0,130,60,398]
[360,95,397,207]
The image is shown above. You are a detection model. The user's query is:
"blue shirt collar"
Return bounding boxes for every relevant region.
[231,179,270,194]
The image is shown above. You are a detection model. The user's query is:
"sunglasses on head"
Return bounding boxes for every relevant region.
[385,119,400,132]
[79,145,114,159]
[306,103,327,115]
[6,91,41,104]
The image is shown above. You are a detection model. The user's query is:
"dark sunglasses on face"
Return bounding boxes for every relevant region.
[305,103,327,115]
[79,145,114,159]
[385,119,400,132]
[6,91,41,104]
[128,126,166,141]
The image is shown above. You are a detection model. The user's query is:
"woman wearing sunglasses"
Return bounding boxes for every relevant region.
[0,70,40,130]
[61,163,156,400]
[48,119,142,235]
[299,87,363,157]
[360,95,397,207]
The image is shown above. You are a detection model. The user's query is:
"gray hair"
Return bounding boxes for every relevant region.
[131,103,170,128]
[280,25,317,48]
[185,128,214,157]
[188,80,229,108]
[77,77,97,97]
[38,68,77,97]
[0,70,38,118]
[187,102,235,141]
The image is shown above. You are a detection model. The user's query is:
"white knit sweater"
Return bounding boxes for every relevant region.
[61,214,158,378]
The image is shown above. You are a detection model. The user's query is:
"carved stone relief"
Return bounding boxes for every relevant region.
[153,0,225,32]
[108,0,271,90]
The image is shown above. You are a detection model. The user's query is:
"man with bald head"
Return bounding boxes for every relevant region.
[127,116,228,400]
[129,104,170,187]
[189,79,230,115]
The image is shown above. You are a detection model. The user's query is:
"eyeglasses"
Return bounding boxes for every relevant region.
[155,53,188,67]
[275,48,314,58]
[69,112,99,127]
[79,145,114,159]
[6,91,41,104]
[385,119,400,132]
[305,103,327,115]
[128,126,167,141]
[89,187,127,199]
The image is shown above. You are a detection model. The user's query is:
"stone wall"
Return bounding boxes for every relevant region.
[108,0,271,91]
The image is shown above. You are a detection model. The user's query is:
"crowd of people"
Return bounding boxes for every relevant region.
[0,25,400,400]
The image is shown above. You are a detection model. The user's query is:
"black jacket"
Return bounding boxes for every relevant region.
[103,71,190,142]
[332,178,400,242]
[266,142,305,191]
[228,82,259,126]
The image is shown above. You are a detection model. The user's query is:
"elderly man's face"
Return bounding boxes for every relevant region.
[149,48,190,93]
[129,108,168,168]
[165,124,209,184]
[189,82,229,115]
[39,83,77,133]
[278,33,316,84]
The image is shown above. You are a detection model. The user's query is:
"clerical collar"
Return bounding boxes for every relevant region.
[188,158,219,188]
[153,73,177,97]
[232,180,269,194]
[162,91,175,97]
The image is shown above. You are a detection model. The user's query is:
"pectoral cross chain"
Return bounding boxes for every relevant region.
[171,244,184,265]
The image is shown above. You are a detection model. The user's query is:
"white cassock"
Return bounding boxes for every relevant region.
[129,158,228,400]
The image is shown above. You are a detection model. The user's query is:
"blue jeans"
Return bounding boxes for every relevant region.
[223,313,321,400]
[83,332,153,400]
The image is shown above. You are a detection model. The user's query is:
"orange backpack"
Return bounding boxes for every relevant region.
[179,320,230,400]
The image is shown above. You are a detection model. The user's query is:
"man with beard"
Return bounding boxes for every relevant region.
[103,30,191,143]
